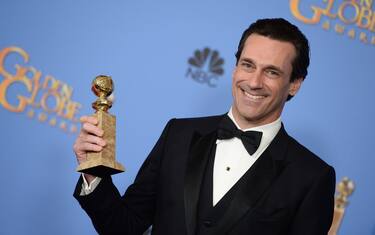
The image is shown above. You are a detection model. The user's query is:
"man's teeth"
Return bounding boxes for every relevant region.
[243,90,265,99]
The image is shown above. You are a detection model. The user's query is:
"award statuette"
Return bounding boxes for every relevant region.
[328,177,355,235]
[76,75,125,176]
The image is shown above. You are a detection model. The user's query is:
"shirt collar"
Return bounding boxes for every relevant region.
[224,107,282,155]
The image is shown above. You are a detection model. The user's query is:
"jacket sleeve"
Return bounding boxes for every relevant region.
[289,165,336,235]
[73,119,175,235]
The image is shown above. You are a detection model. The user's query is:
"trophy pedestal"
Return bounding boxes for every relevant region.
[76,110,125,177]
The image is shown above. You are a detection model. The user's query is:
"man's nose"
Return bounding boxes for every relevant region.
[248,70,263,89]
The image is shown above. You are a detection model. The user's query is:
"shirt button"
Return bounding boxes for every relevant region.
[203,220,212,227]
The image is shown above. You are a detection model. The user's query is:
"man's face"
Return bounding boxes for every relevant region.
[232,34,303,129]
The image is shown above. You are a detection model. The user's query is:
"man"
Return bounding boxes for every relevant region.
[73,18,335,235]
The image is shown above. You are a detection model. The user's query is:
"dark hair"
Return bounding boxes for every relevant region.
[235,18,310,100]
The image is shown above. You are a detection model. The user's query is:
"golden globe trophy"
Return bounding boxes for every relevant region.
[328,177,355,235]
[76,75,125,176]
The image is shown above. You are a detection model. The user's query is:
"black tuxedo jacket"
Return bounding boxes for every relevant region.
[74,114,335,235]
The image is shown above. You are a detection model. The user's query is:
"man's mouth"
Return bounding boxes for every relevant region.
[241,88,266,100]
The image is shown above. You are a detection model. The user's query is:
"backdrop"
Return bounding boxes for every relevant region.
[1,0,374,234]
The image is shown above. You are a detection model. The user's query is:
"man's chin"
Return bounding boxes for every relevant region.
[235,110,264,125]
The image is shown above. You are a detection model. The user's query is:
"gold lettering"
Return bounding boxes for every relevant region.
[63,101,81,120]
[0,47,29,78]
[356,6,373,29]
[360,32,368,42]
[335,24,345,33]
[0,46,82,133]
[49,118,57,126]
[338,1,360,24]
[369,11,375,31]
[0,75,32,112]
[38,112,47,122]
[27,109,34,118]
[55,96,81,119]
[42,75,60,91]
[56,96,67,116]
[323,20,331,30]
[60,83,73,99]
[59,121,67,131]
[70,124,78,133]
[358,0,373,8]
[320,0,337,18]
[348,29,356,38]
[290,0,336,24]
[20,66,42,107]
[40,91,60,113]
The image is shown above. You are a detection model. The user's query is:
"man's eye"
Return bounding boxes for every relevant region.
[241,62,253,68]
[266,70,280,76]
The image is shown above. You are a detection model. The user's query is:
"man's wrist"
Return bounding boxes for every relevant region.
[80,173,102,196]
[83,173,96,185]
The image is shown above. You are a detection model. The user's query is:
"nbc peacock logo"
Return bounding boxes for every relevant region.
[186,47,224,87]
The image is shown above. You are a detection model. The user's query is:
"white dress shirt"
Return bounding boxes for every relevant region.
[212,108,281,205]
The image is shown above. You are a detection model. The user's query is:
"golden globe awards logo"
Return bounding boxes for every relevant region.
[290,0,375,46]
[186,47,224,87]
[0,46,82,133]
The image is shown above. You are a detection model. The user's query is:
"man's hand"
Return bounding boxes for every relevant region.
[73,115,106,183]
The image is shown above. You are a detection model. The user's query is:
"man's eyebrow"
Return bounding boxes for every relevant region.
[239,58,254,64]
[265,65,284,74]
[240,57,285,74]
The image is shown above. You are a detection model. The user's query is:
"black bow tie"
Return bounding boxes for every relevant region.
[217,116,263,155]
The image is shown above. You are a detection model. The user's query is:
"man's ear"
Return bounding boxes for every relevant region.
[289,78,303,96]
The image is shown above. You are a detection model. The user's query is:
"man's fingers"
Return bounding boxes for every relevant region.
[79,115,103,137]
[81,142,103,152]
[75,141,103,153]
[74,132,106,153]
[74,116,105,164]
[81,122,104,137]
[83,134,106,146]
[80,115,98,125]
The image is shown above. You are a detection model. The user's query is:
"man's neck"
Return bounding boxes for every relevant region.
[229,107,281,130]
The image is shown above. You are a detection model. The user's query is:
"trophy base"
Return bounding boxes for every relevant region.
[76,158,125,177]
[76,110,125,177]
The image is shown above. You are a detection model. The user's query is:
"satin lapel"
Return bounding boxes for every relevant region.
[209,125,289,235]
[184,130,217,235]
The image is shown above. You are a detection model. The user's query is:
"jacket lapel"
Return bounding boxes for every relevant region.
[184,130,217,235]
[208,125,290,235]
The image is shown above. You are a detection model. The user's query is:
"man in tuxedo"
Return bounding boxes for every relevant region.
[73,18,335,235]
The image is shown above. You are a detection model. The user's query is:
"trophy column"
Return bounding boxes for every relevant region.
[76,75,125,177]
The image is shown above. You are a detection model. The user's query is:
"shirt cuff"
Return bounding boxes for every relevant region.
[80,173,102,196]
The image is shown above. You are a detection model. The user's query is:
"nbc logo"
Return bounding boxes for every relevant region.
[186,47,224,87]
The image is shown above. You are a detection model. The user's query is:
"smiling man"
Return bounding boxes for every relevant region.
[232,33,302,129]
[73,18,335,235]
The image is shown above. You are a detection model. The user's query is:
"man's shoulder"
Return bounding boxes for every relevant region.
[285,134,334,174]
[173,114,225,124]
[167,114,225,132]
